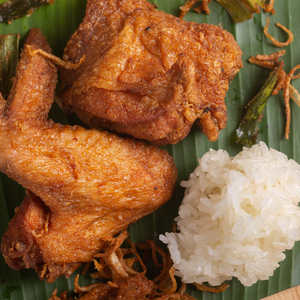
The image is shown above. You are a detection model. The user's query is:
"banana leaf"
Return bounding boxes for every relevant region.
[0,0,300,299]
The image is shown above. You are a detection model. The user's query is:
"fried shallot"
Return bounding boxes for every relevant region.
[179,0,276,22]
[263,17,294,47]
[48,231,196,300]
[263,0,275,14]
[194,282,230,293]
[283,65,300,139]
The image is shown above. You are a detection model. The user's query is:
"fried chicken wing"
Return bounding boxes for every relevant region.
[0,28,177,282]
[57,0,243,145]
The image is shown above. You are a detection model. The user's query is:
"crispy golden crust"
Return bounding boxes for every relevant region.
[1,191,82,282]
[0,28,177,282]
[58,0,243,145]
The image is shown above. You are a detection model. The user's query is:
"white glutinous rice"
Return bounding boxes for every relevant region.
[159,142,300,287]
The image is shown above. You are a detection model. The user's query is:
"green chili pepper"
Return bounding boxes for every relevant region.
[235,67,280,147]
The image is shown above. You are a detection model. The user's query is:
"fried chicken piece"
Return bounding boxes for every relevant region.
[57,0,243,145]
[0,28,177,282]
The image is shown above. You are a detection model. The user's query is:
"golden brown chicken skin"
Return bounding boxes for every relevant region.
[57,0,243,145]
[0,28,177,282]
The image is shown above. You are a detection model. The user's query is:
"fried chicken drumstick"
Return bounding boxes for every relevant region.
[57,0,243,145]
[0,28,177,282]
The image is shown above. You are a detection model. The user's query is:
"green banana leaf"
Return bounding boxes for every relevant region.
[0,0,300,299]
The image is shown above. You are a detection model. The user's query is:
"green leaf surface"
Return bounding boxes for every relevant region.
[0,0,299,299]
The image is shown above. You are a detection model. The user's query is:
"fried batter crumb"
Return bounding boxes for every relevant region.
[179,0,211,19]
